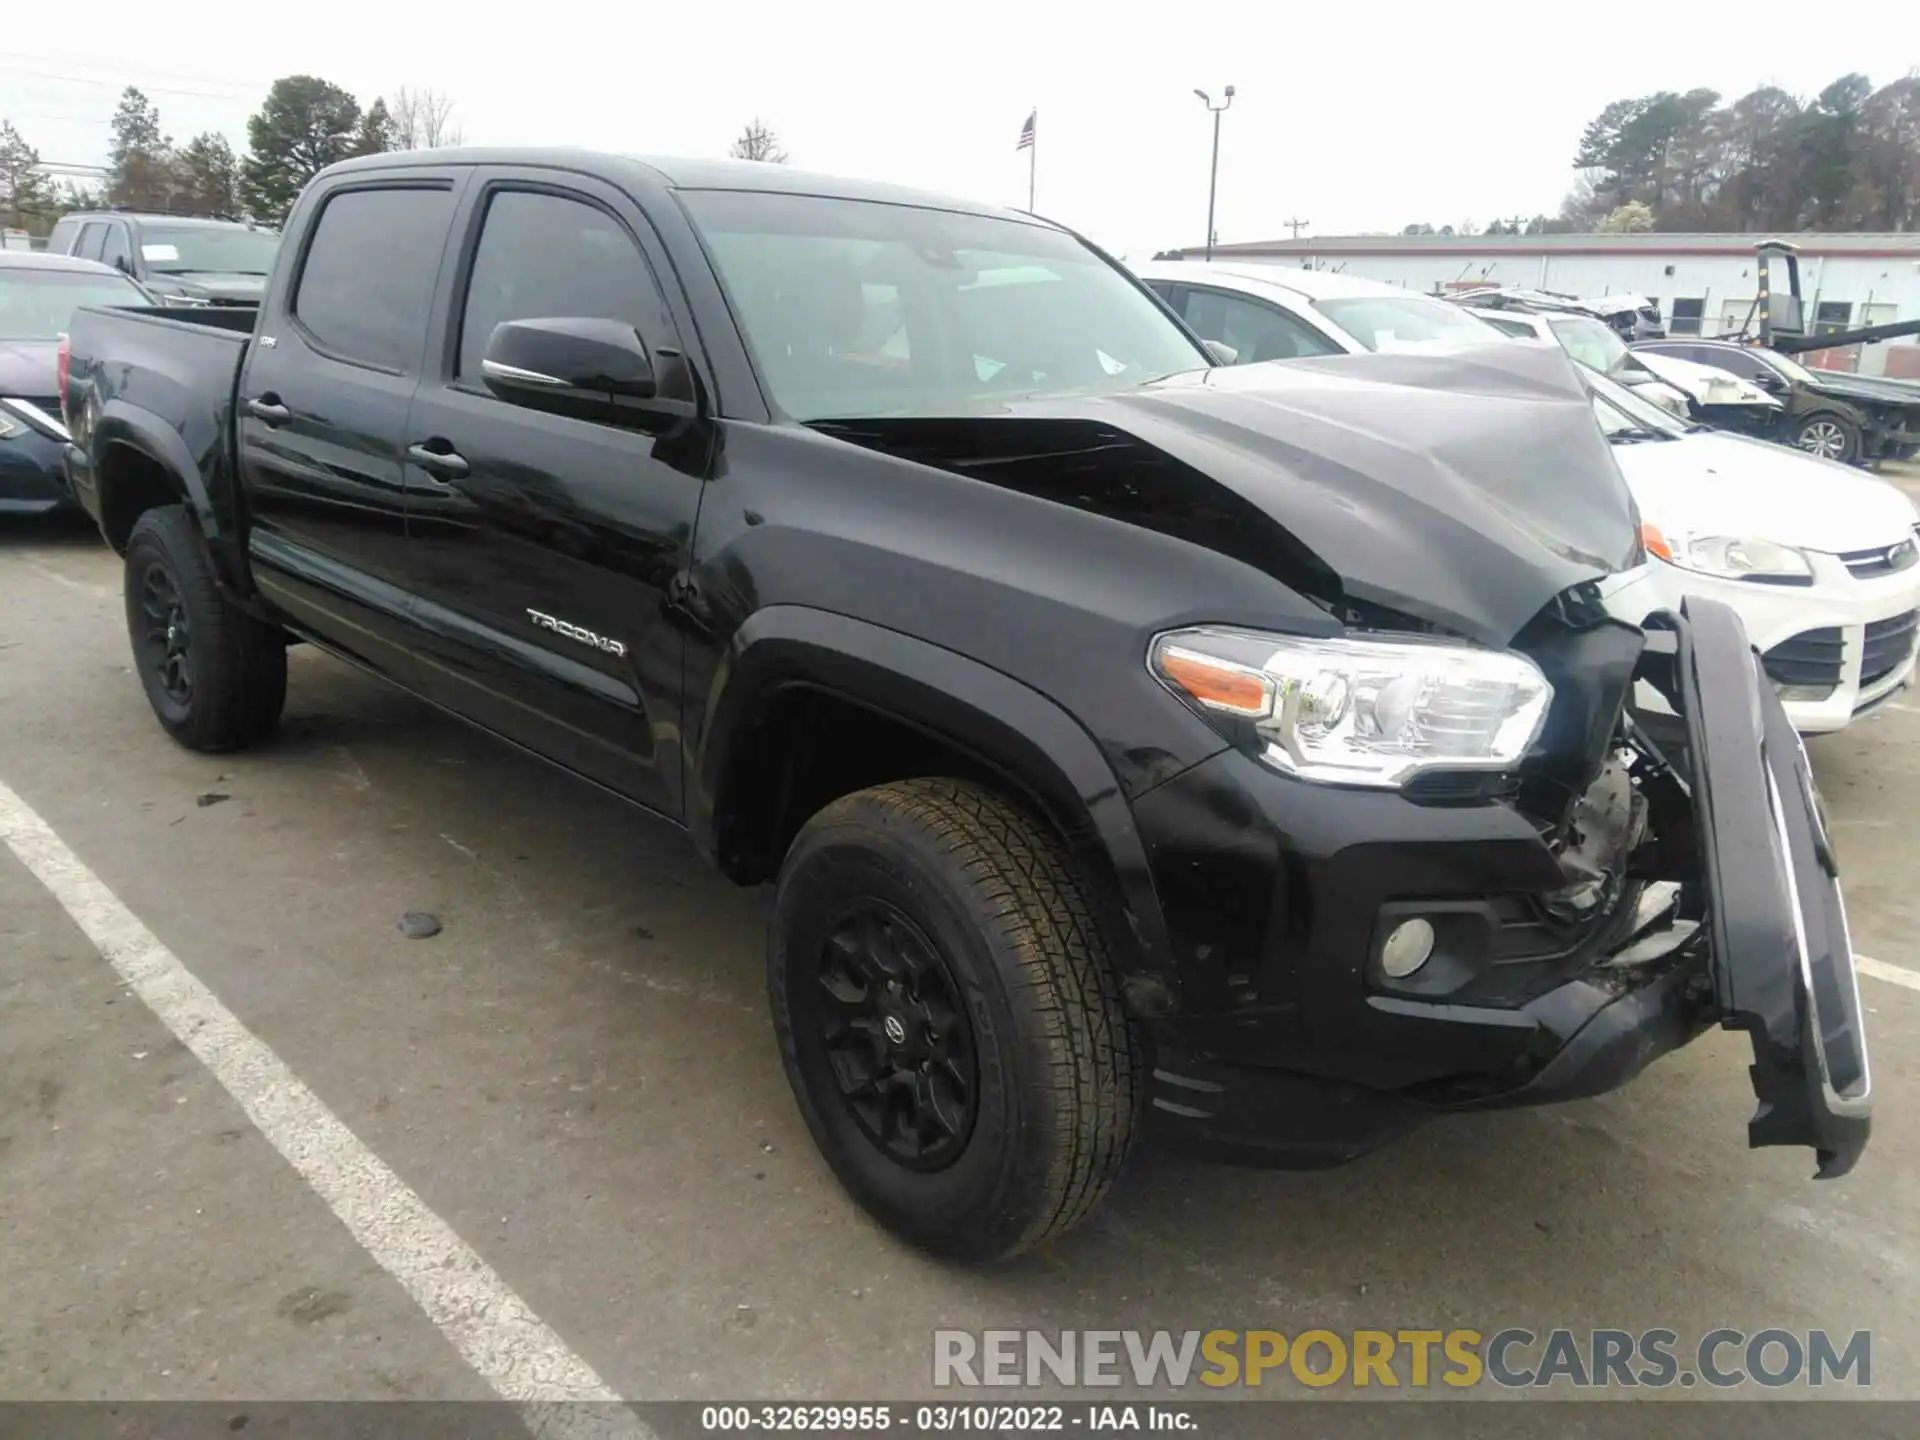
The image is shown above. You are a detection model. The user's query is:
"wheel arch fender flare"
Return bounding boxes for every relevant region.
[89,401,241,573]
[692,604,1180,1007]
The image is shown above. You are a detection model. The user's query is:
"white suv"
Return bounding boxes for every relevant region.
[1133,260,1920,732]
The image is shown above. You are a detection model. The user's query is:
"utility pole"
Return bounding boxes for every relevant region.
[1284,217,1309,239]
[1193,86,1234,261]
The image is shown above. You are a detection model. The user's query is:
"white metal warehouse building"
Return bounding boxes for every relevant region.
[1165,233,1920,379]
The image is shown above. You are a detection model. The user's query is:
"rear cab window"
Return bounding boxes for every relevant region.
[292,186,458,372]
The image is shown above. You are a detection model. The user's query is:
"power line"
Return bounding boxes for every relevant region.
[0,62,259,103]
[0,48,269,95]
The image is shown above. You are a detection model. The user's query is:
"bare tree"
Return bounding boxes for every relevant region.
[389,87,464,150]
[729,119,788,164]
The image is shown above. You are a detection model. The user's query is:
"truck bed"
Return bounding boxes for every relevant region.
[63,304,258,552]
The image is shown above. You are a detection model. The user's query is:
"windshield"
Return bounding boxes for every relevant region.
[139,225,280,276]
[0,267,148,339]
[1546,313,1632,375]
[679,191,1209,420]
[1756,348,1816,385]
[1587,367,1688,441]
[1310,294,1502,352]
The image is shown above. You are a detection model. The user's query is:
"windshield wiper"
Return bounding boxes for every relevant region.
[1607,427,1669,444]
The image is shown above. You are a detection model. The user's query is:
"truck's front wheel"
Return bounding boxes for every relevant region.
[769,778,1141,1262]
[124,505,287,752]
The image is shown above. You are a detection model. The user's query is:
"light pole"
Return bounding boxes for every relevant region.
[1194,86,1234,261]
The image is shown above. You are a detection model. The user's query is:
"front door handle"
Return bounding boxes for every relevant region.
[245,395,291,426]
[407,442,471,480]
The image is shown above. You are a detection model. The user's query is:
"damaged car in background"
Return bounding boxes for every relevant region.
[63,150,1869,1261]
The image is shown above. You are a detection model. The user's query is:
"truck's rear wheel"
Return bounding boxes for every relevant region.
[124,505,286,752]
[769,778,1141,1263]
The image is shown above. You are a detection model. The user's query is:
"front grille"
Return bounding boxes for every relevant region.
[1862,610,1919,686]
[1762,628,1844,689]
[1840,539,1918,579]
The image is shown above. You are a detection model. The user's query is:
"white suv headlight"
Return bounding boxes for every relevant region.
[1150,626,1554,788]
[1647,528,1813,584]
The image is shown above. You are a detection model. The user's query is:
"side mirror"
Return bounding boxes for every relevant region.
[482,317,657,401]
[1752,369,1787,393]
[112,253,133,275]
[1203,339,1240,366]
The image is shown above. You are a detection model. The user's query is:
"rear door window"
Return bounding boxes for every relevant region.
[293,185,457,372]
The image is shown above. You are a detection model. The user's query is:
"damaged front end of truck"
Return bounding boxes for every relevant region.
[810,343,1871,1179]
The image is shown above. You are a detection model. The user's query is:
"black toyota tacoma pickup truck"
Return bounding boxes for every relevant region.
[61,148,1870,1262]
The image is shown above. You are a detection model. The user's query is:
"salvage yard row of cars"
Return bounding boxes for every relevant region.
[1132,260,1920,734]
[1,158,1904,1261]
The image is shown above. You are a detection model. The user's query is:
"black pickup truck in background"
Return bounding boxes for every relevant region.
[61,148,1870,1261]
[46,211,279,308]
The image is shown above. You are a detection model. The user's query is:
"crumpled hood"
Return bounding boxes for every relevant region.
[819,343,1640,646]
[1615,429,1920,554]
[0,339,57,398]
[1632,349,1779,409]
[147,271,265,303]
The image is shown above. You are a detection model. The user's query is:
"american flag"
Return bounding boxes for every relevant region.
[1016,111,1035,151]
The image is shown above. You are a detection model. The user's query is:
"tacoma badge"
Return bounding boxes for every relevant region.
[526,609,628,657]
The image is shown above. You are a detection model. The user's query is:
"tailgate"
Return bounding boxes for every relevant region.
[1655,596,1871,1177]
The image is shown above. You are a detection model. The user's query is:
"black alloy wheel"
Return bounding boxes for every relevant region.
[769,778,1141,1262]
[135,561,195,708]
[807,900,978,1171]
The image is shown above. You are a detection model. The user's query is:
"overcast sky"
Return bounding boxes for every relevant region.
[3,3,1906,255]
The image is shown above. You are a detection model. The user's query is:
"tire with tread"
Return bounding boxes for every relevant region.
[123,504,287,752]
[769,777,1141,1262]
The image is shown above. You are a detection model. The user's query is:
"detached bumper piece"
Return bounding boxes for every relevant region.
[1650,596,1872,1178]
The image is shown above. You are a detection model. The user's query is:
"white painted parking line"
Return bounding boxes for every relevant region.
[1858,954,1920,994]
[0,777,649,1438]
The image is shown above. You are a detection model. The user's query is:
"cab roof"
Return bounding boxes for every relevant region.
[322,147,1051,227]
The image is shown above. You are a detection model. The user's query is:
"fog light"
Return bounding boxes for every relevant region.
[1776,682,1836,703]
[1380,918,1436,978]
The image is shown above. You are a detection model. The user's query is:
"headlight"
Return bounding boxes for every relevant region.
[0,408,22,439]
[1149,626,1554,788]
[1643,526,1813,584]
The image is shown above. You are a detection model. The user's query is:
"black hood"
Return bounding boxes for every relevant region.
[0,339,57,398]
[147,272,265,303]
[814,343,1638,646]
[1800,369,1920,408]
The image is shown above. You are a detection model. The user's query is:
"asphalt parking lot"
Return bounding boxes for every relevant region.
[5,479,1920,1410]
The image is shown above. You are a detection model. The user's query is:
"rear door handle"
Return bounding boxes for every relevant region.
[407,442,471,480]
[245,395,291,426]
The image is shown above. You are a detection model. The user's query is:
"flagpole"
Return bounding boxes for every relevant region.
[1027,108,1036,211]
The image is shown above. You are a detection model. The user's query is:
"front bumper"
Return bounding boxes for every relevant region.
[1624,554,1920,733]
[0,427,73,514]
[1132,599,1870,1178]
